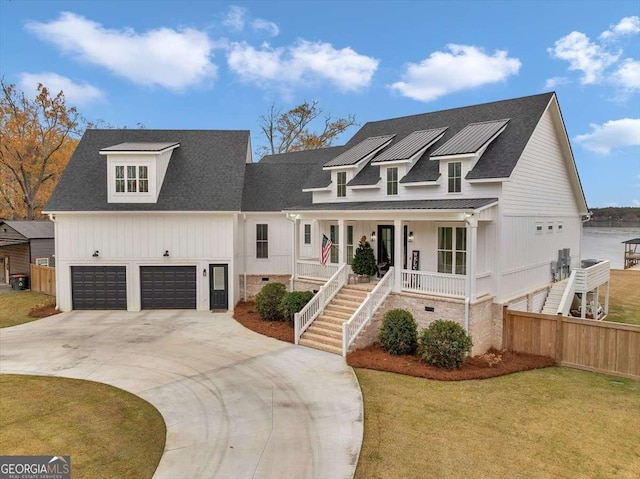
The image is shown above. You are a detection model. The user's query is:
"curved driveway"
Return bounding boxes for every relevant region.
[0,311,363,479]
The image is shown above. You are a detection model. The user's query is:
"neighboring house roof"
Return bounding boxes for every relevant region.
[45,129,250,212]
[285,198,498,211]
[1,220,54,239]
[242,163,313,211]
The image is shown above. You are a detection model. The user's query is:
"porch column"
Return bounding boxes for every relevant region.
[290,217,298,291]
[338,219,345,264]
[465,215,478,300]
[394,218,402,291]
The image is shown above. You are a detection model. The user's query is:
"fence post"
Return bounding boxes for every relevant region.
[555,315,564,363]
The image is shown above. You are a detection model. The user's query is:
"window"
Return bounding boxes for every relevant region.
[437,227,466,275]
[35,258,49,266]
[346,225,354,264]
[448,162,462,193]
[536,223,543,233]
[547,222,554,232]
[557,222,563,232]
[330,225,339,264]
[304,224,311,245]
[387,167,398,195]
[337,171,347,198]
[256,224,268,259]
[115,165,149,193]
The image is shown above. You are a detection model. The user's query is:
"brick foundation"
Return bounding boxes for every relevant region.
[239,274,291,299]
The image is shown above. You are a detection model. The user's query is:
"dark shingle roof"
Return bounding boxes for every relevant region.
[284,198,498,211]
[1,220,54,238]
[242,163,313,211]
[323,135,394,167]
[431,119,509,157]
[45,129,250,211]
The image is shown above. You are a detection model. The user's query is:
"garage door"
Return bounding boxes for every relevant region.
[140,266,196,309]
[71,266,127,310]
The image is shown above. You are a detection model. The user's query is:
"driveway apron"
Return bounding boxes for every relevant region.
[0,311,363,479]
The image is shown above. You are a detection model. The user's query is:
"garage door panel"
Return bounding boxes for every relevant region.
[140,266,196,309]
[72,266,127,310]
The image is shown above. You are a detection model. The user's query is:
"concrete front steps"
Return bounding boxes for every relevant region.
[541,278,569,315]
[299,285,370,355]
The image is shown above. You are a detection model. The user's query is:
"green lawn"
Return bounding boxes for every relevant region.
[0,291,54,327]
[602,269,640,325]
[355,367,640,479]
[0,375,166,479]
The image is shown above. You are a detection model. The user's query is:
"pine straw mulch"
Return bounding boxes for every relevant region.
[234,301,556,380]
[28,303,61,318]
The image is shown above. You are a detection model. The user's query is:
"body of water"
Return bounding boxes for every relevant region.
[581,227,640,269]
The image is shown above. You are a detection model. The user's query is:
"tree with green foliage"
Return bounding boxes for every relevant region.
[351,235,377,276]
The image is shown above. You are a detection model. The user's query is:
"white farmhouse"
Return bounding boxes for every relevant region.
[45,92,606,355]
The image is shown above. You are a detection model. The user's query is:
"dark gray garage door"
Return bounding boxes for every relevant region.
[71,266,127,310]
[140,266,196,309]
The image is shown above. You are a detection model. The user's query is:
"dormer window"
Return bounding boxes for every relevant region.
[448,162,462,193]
[387,167,398,195]
[115,165,148,193]
[337,171,347,197]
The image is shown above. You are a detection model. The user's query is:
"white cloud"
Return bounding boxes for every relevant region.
[26,12,217,90]
[227,40,378,92]
[251,18,279,37]
[223,5,246,32]
[388,44,521,102]
[545,76,570,89]
[19,72,104,106]
[612,59,640,90]
[600,16,640,40]
[574,118,640,154]
[547,31,618,85]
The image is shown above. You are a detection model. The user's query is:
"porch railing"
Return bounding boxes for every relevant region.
[294,263,349,344]
[574,260,610,293]
[401,270,465,298]
[342,267,395,357]
[296,260,339,280]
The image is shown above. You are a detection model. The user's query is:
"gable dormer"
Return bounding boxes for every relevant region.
[100,142,180,203]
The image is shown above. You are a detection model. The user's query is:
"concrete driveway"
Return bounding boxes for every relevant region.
[0,311,363,479]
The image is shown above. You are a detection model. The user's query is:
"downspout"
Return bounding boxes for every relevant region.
[48,213,58,310]
[243,213,247,302]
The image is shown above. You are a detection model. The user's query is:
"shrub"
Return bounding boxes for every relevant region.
[378,309,418,355]
[419,320,472,370]
[280,291,314,325]
[255,282,286,321]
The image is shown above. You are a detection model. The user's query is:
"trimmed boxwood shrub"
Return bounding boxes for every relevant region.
[419,320,472,370]
[280,291,314,325]
[255,282,286,321]
[378,309,418,355]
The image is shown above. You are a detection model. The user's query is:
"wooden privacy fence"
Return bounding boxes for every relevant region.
[29,264,56,296]
[503,309,640,380]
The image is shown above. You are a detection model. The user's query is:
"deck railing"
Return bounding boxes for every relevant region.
[557,270,577,316]
[401,269,465,298]
[342,267,395,357]
[294,263,349,344]
[296,260,339,280]
[574,260,610,293]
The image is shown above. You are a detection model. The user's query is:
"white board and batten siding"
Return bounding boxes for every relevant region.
[54,213,235,311]
[498,102,583,303]
[241,214,293,275]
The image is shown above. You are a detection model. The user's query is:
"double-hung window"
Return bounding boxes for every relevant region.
[448,162,462,193]
[337,171,347,198]
[387,167,398,195]
[437,226,467,275]
[330,225,339,264]
[346,225,354,264]
[115,165,149,193]
[304,224,311,245]
[256,224,268,259]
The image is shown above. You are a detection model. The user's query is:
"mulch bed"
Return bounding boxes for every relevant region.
[28,304,61,318]
[234,301,555,380]
[347,343,556,381]
[233,301,294,343]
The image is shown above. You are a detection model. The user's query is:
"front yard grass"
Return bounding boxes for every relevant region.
[0,291,54,327]
[602,269,640,325]
[355,367,640,479]
[0,375,165,478]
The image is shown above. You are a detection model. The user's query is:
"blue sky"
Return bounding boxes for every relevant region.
[1,0,639,207]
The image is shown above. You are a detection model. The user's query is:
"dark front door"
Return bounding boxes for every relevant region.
[377,225,395,266]
[140,266,196,309]
[209,264,228,310]
[72,266,127,310]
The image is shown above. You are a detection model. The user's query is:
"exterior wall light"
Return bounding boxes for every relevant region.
[92,250,99,257]
[163,250,170,257]
[203,269,207,277]
[408,231,415,242]
[370,231,376,242]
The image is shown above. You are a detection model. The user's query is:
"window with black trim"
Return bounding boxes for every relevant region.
[304,224,311,245]
[330,225,339,264]
[387,167,398,195]
[256,224,268,259]
[337,171,347,197]
[448,162,462,193]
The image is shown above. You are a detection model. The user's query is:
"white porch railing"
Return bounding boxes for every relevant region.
[296,260,339,280]
[574,260,610,293]
[294,263,349,344]
[401,270,465,298]
[557,270,577,316]
[342,267,395,357]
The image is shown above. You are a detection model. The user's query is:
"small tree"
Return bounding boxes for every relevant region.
[351,235,377,276]
[419,320,472,370]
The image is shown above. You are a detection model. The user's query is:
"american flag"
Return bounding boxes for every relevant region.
[321,234,333,265]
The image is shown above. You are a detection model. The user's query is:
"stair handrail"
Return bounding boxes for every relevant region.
[342,267,395,357]
[557,270,577,316]
[295,263,349,344]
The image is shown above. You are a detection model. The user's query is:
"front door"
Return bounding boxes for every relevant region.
[377,225,395,266]
[209,264,228,310]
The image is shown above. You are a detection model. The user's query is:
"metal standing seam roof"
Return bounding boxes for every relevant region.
[323,135,395,167]
[284,198,498,211]
[430,119,510,157]
[372,128,448,163]
[100,142,180,152]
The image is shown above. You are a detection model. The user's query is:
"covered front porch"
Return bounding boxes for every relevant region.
[287,199,498,302]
